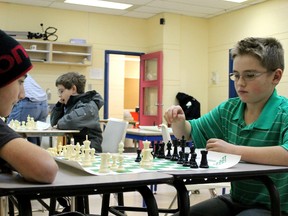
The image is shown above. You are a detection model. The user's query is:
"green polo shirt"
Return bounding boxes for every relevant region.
[189,90,288,212]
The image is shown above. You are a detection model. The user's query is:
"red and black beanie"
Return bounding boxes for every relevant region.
[0,30,32,88]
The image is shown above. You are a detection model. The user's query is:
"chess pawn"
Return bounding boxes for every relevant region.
[177,151,184,164]
[99,153,111,173]
[117,154,125,172]
[118,141,125,154]
[111,154,118,171]
[21,121,26,130]
[74,143,81,161]
[135,149,142,162]
[190,152,198,168]
[157,143,165,159]
[90,148,96,161]
[82,149,92,167]
[65,144,74,160]
[183,152,190,167]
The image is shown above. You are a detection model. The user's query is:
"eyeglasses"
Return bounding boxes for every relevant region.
[229,71,270,82]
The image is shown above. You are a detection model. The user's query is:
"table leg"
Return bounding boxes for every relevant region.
[13,195,32,216]
[254,176,281,216]
[137,185,159,216]
[75,195,90,214]
[101,193,111,216]
[172,179,190,216]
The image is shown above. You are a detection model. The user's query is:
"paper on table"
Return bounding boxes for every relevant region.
[194,149,241,169]
[36,121,51,130]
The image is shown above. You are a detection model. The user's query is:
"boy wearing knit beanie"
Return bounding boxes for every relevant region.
[0,30,58,183]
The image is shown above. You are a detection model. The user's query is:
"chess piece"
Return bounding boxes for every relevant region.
[83,135,91,150]
[99,153,111,173]
[200,150,209,168]
[135,149,142,162]
[170,139,179,161]
[157,142,165,159]
[190,152,198,168]
[118,141,125,154]
[177,151,184,164]
[82,148,92,167]
[183,152,190,167]
[140,140,153,168]
[153,142,159,158]
[165,141,172,159]
[111,154,118,171]
[117,154,125,172]
[180,136,186,154]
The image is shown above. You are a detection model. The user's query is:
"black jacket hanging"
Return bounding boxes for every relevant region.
[176,92,200,120]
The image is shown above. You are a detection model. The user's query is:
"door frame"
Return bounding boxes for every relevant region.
[104,50,144,119]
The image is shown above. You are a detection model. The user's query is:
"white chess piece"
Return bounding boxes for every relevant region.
[99,153,111,173]
[118,141,125,154]
[117,154,125,172]
[110,154,118,171]
[82,149,92,167]
[140,140,153,169]
[83,136,91,150]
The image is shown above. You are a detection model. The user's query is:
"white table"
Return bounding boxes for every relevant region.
[15,128,80,147]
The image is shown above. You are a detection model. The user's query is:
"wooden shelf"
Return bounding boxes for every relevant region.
[17,39,92,66]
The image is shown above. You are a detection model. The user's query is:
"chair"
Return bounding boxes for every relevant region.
[56,119,129,215]
[100,119,129,215]
[101,118,129,153]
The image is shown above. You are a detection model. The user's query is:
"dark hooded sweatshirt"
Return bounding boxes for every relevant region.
[50,90,104,152]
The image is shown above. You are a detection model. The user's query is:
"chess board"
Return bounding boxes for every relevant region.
[55,149,241,176]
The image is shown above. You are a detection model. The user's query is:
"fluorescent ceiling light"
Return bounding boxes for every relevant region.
[224,0,248,3]
[64,0,133,10]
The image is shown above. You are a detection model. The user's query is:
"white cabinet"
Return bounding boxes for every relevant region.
[17,39,92,66]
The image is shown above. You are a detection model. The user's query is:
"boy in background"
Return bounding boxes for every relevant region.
[50,72,104,152]
[7,73,48,146]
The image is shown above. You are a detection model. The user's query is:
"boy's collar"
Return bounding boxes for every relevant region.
[233,90,281,129]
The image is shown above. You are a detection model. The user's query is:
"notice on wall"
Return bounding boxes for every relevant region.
[89,68,104,80]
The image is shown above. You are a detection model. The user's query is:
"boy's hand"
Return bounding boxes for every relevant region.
[164,105,186,124]
[206,138,236,155]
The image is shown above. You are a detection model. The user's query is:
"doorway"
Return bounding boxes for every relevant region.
[104,50,143,121]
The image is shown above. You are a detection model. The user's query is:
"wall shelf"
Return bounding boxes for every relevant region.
[17,39,92,66]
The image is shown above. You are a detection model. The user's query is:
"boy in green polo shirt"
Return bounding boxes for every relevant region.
[164,37,288,216]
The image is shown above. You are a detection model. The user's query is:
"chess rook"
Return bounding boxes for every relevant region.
[199,150,209,168]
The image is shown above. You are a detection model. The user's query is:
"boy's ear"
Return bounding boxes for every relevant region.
[71,85,78,94]
[272,69,283,84]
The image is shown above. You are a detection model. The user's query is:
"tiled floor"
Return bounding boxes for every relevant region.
[6,184,228,215]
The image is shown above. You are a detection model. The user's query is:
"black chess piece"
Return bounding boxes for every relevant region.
[171,139,179,161]
[165,141,172,159]
[190,145,196,154]
[153,142,159,158]
[180,135,186,154]
[135,149,142,162]
[190,152,198,168]
[200,150,209,168]
[183,152,190,167]
[157,142,165,158]
[177,151,184,164]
